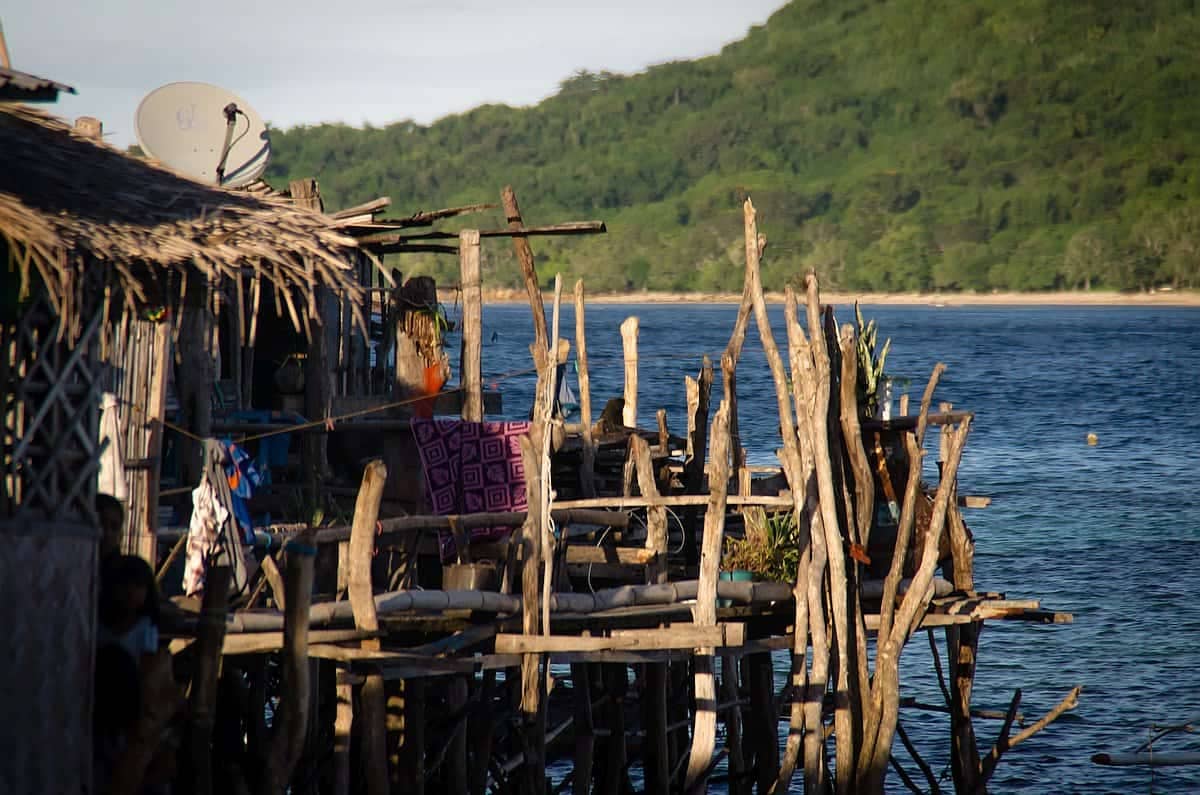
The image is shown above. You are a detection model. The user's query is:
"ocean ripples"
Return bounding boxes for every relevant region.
[475,303,1200,793]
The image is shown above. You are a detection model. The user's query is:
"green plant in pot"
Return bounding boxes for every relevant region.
[854,302,891,419]
[722,508,800,583]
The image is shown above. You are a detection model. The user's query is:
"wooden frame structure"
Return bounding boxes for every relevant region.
[144,198,1079,795]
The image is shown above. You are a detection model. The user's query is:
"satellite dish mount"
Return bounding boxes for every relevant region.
[214,102,241,185]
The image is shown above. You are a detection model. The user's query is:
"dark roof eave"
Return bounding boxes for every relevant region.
[0,66,76,103]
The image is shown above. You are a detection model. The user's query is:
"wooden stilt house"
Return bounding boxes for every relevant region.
[0,103,367,795]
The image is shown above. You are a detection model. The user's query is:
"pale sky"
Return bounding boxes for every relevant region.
[4,1,785,148]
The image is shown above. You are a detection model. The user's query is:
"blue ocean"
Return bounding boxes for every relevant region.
[454,301,1200,794]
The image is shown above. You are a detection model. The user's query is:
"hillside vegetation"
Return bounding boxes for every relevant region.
[266,0,1200,294]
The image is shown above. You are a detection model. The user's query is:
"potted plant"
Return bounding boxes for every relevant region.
[722,508,800,587]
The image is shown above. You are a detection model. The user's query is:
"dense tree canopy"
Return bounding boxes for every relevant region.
[267,0,1200,293]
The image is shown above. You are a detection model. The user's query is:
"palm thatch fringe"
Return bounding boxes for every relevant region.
[0,103,372,338]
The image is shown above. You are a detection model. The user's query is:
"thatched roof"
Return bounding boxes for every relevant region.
[0,103,369,335]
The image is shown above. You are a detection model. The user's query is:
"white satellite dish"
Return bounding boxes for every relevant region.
[135,81,271,188]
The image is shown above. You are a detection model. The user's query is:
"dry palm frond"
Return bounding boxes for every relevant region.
[0,103,373,337]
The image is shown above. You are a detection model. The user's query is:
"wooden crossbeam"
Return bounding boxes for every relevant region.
[494,623,744,654]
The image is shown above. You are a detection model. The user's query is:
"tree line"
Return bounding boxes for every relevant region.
[266,0,1200,294]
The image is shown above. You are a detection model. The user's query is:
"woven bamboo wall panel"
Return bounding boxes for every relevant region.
[2,296,101,526]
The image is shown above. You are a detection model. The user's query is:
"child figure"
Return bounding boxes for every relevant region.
[98,554,160,664]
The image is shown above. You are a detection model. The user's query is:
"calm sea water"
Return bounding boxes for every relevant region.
[449,301,1200,794]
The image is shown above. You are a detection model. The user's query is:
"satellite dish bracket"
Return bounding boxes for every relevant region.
[214,102,240,185]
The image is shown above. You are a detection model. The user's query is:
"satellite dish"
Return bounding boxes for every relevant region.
[135,81,271,188]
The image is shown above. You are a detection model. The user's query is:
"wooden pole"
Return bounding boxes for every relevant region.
[468,673,496,795]
[620,316,639,428]
[397,679,426,794]
[517,433,546,795]
[684,400,731,793]
[333,671,353,795]
[291,179,333,493]
[446,676,470,795]
[574,280,596,498]
[459,230,483,422]
[747,652,779,793]
[140,320,170,563]
[501,186,549,361]
[571,664,596,795]
[631,434,667,585]
[682,357,713,567]
[0,22,11,69]
[186,566,231,795]
[601,665,629,795]
[261,531,316,794]
[938,403,985,793]
[721,654,747,795]
[348,460,389,795]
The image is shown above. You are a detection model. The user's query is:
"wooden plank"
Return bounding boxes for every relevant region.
[459,230,483,421]
[552,494,793,510]
[329,196,391,219]
[564,546,656,565]
[307,646,477,670]
[495,624,743,654]
[221,628,374,656]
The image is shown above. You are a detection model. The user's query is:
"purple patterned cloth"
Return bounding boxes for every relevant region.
[412,419,531,559]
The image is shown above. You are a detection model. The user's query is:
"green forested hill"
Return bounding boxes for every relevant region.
[266,0,1200,293]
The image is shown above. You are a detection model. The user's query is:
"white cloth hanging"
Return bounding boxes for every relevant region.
[96,392,128,501]
[181,467,229,598]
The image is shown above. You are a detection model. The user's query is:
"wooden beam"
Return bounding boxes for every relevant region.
[355,221,605,248]
[552,494,793,510]
[329,196,391,219]
[495,624,743,654]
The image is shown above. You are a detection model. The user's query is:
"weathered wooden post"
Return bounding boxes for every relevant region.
[459,230,483,422]
[186,566,231,795]
[574,280,596,498]
[348,460,389,795]
[501,186,549,358]
[682,357,713,567]
[938,401,985,793]
[621,316,639,428]
[261,526,317,794]
[291,179,334,491]
[684,400,731,793]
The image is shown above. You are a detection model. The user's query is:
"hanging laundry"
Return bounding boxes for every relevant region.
[182,440,255,598]
[222,440,262,545]
[96,392,128,502]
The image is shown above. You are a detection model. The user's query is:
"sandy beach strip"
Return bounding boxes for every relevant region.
[468,288,1200,307]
